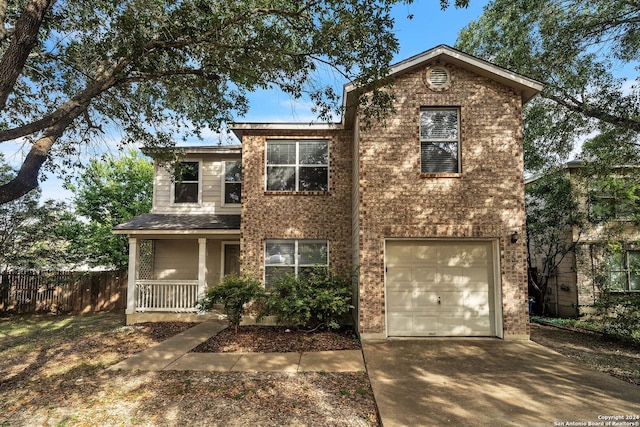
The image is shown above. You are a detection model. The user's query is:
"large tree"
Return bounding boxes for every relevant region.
[0,153,73,270]
[66,149,153,269]
[456,0,640,172]
[0,0,469,204]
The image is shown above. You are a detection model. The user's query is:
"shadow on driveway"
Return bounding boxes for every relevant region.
[363,339,640,427]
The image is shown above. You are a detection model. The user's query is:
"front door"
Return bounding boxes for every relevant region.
[224,244,241,276]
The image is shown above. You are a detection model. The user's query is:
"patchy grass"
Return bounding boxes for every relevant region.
[530,322,640,385]
[0,313,379,427]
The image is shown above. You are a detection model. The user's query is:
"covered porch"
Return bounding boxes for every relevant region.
[113,214,240,323]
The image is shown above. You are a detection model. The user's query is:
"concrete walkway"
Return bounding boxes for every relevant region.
[363,338,640,427]
[110,319,365,372]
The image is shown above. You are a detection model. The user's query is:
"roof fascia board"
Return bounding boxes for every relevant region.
[112,229,241,235]
[230,122,342,140]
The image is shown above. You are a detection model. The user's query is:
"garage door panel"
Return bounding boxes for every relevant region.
[386,267,412,282]
[465,267,490,284]
[414,292,439,308]
[465,291,489,309]
[414,267,437,284]
[388,314,438,335]
[386,240,496,337]
[387,291,413,310]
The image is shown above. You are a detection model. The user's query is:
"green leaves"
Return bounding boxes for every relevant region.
[456,0,640,173]
[196,274,264,332]
[260,268,353,331]
[66,149,153,269]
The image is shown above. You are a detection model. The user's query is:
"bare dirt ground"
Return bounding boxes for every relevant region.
[3,314,637,427]
[0,313,377,427]
[530,322,640,385]
[191,325,362,353]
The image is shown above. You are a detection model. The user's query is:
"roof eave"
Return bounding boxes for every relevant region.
[230,122,342,141]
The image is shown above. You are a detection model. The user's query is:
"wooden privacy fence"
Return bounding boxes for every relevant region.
[0,270,127,314]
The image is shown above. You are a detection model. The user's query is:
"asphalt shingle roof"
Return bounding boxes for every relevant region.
[113,214,241,231]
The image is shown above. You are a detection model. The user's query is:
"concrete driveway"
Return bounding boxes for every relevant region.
[363,339,640,427]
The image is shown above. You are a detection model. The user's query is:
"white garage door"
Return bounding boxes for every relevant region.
[386,240,495,337]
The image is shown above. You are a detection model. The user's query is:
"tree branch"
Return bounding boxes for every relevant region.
[547,93,640,133]
[0,100,88,203]
[0,0,54,110]
[122,68,221,84]
[0,0,9,42]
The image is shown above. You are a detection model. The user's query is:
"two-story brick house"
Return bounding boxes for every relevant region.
[115,45,543,339]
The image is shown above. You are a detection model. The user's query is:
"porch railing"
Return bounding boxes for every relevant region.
[135,280,200,312]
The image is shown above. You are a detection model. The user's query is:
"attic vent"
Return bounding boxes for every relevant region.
[425,66,451,91]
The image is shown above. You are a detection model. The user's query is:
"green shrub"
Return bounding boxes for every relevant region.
[259,268,354,331]
[594,293,640,341]
[196,274,264,332]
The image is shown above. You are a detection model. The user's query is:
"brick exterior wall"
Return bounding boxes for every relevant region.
[239,61,531,339]
[240,130,353,280]
[355,63,530,338]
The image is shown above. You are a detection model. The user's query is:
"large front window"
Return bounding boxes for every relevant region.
[266,140,328,191]
[264,240,328,288]
[420,108,460,174]
[606,250,640,292]
[174,161,199,203]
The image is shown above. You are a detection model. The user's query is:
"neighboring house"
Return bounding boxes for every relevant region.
[114,45,543,339]
[525,161,640,318]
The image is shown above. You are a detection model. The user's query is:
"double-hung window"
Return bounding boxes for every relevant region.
[174,161,199,203]
[264,239,328,288]
[606,250,640,292]
[224,161,242,205]
[588,179,638,222]
[266,140,328,191]
[420,108,460,174]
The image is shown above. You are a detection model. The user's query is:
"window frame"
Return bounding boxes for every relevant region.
[263,239,329,288]
[588,180,638,222]
[606,249,640,292]
[172,160,202,205]
[222,160,242,206]
[419,107,461,175]
[264,140,329,192]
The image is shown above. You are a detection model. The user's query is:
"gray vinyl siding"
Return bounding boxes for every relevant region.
[152,154,242,215]
[153,240,198,280]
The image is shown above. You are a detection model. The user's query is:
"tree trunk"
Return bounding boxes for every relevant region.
[0,0,53,110]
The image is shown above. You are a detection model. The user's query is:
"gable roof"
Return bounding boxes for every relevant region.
[341,44,543,129]
[231,44,543,137]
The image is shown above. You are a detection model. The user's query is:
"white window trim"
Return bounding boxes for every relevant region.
[419,107,461,174]
[170,159,203,206]
[608,249,640,292]
[263,239,329,285]
[221,160,242,207]
[264,139,329,192]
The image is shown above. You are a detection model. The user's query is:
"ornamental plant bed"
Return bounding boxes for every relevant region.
[191,325,361,353]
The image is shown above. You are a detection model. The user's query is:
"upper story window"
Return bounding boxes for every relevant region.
[606,249,640,292]
[264,239,328,289]
[174,161,199,203]
[420,108,460,174]
[224,161,242,205]
[266,140,328,192]
[588,179,639,222]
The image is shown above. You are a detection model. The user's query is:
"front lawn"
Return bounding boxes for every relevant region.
[0,312,379,426]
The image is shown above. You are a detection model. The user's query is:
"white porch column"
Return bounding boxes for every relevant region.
[198,238,207,297]
[126,237,138,315]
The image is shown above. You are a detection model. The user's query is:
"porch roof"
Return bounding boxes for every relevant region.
[113,214,241,234]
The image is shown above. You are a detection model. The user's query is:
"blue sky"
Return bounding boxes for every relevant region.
[4,1,490,202]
